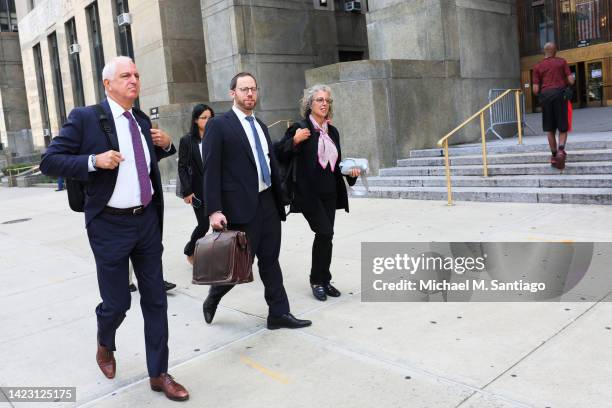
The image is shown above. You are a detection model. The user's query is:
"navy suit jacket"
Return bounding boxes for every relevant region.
[40,99,176,229]
[202,109,285,224]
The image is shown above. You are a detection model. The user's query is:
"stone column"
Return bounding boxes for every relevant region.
[201,0,317,125]
[0,33,30,151]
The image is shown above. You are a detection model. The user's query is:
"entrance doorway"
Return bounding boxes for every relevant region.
[586,60,604,108]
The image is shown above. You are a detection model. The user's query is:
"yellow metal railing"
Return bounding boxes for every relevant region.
[436,89,524,206]
[268,119,294,129]
[5,165,39,187]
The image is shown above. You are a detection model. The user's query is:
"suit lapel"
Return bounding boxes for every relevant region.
[226,110,256,168]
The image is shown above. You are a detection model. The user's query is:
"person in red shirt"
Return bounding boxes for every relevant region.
[532,42,575,169]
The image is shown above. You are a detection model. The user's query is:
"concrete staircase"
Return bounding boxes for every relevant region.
[355,137,612,204]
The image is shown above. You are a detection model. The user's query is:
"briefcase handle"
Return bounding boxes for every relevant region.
[212,220,228,233]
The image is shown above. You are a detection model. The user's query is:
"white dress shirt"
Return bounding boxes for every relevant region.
[232,105,270,193]
[96,97,154,208]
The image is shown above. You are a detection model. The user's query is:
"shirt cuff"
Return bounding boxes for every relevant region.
[163,143,173,152]
[88,154,97,172]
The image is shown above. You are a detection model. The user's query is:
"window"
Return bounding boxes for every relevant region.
[65,18,85,107]
[0,0,18,32]
[517,0,557,56]
[339,50,364,62]
[33,44,51,137]
[519,0,610,55]
[115,0,134,58]
[86,1,105,101]
[559,0,607,49]
[48,32,66,125]
[114,0,139,108]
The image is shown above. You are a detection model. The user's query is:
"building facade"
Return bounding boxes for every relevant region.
[16,0,520,180]
[518,0,612,112]
[16,0,368,150]
[16,0,208,148]
[0,0,30,157]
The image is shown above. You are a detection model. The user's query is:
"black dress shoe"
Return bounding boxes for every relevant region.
[311,284,327,301]
[202,297,218,324]
[129,283,138,292]
[164,281,176,292]
[323,283,341,297]
[267,313,312,330]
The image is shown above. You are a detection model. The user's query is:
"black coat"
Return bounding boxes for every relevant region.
[202,109,286,224]
[274,119,356,214]
[177,132,204,200]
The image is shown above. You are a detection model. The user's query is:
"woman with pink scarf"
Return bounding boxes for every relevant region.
[274,84,361,301]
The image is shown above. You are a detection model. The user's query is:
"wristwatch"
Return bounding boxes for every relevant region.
[89,154,97,169]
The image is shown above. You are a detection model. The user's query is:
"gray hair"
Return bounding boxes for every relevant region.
[300,84,333,119]
[102,56,134,81]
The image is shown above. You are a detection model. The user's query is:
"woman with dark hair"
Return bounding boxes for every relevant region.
[274,84,360,301]
[178,104,214,264]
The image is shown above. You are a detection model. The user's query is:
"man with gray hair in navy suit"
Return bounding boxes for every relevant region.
[40,56,189,401]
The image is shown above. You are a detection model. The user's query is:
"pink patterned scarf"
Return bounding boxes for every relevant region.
[310,115,338,171]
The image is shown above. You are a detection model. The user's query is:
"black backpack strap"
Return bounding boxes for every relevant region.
[92,104,117,150]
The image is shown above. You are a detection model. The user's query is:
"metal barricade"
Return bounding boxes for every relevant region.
[486,89,536,140]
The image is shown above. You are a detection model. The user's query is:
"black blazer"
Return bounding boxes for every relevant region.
[177,132,204,200]
[202,109,286,224]
[274,119,356,214]
[40,99,176,230]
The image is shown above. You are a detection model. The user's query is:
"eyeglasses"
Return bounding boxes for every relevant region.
[313,97,333,104]
[237,87,259,94]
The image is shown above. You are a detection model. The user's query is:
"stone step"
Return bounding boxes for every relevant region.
[409,139,612,158]
[378,162,612,177]
[359,175,612,188]
[397,150,612,167]
[351,186,612,205]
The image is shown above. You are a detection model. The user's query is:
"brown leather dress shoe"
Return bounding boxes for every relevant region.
[150,373,189,401]
[96,344,116,379]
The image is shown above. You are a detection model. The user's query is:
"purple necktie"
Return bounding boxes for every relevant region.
[123,111,152,207]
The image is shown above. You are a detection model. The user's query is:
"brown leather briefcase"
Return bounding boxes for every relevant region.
[192,229,253,285]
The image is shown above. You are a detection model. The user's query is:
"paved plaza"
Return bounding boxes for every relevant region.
[1,186,612,407]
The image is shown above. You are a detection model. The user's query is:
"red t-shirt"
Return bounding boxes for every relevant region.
[533,57,571,91]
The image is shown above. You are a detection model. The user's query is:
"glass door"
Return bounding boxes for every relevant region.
[586,60,604,107]
[568,63,580,108]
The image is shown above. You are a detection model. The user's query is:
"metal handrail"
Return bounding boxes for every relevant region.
[5,165,39,187]
[436,89,524,206]
[268,119,294,129]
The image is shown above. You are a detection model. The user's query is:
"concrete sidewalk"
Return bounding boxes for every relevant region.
[525,106,612,135]
[1,187,612,408]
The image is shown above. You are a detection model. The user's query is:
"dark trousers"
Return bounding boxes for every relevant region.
[302,195,337,285]
[87,205,169,377]
[206,189,290,316]
[184,204,209,256]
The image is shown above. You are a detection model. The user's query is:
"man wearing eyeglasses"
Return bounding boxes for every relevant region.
[201,72,312,330]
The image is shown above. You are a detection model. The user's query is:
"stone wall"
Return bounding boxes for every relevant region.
[305,0,520,172]
[200,0,368,129]
[155,100,232,185]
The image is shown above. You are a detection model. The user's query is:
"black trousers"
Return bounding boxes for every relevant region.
[206,189,290,316]
[87,205,168,377]
[302,195,337,285]
[184,204,209,256]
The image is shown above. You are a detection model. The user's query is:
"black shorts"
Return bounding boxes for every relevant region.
[540,88,569,133]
